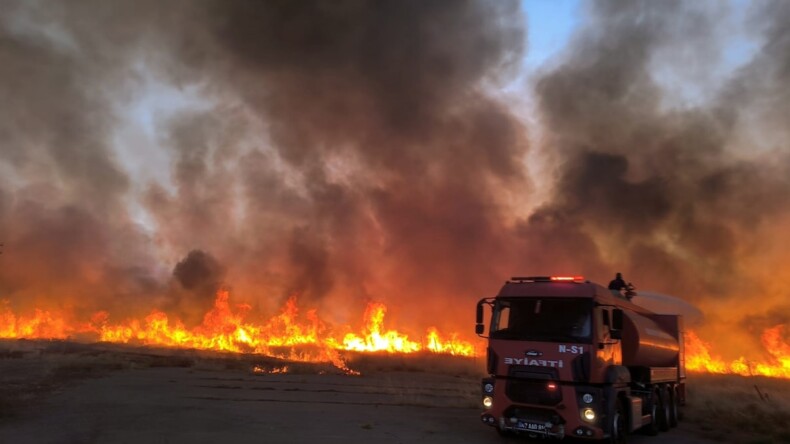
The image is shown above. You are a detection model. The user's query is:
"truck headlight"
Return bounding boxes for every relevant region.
[582,393,593,404]
[582,408,596,422]
[483,396,493,408]
[484,383,494,394]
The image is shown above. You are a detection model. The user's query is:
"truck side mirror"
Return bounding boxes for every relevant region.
[475,299,489,337]
[611,308,624,339]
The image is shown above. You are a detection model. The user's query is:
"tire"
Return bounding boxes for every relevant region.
[643,389,660,436]
[608,398,628,444]
[668,386,679,428]
[658,386,671,431]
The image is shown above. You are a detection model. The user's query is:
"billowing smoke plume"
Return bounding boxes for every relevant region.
[529,0,790,356]
[0,0,788,355]
[0,0,527,331]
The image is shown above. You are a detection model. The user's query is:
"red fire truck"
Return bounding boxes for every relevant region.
[476,276,685,442]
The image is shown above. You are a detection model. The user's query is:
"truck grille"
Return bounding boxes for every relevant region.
[505,378,563,406]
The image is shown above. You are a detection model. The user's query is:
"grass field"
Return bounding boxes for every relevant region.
[684,372,790,443]
[1,340,788,443]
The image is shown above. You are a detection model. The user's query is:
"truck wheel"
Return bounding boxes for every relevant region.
[658,386,671,431]
[608,399,628,444]
[668,386,679,428]
[643,389,660,436]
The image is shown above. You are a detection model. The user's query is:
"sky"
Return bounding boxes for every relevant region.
[523,0,580,69]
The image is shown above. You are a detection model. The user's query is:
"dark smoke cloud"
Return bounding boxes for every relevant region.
[186,0,528,319]
[173,250,224,296]
[0,0,528,332]
[530,0,790,351]
[169,249,225,325]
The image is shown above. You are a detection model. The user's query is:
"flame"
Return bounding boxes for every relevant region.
[685,326,790,378]
[340,303,423,353]
[0,290,474,373]
[334,303,475,356]
[4,291,788,379]
[0,304,71,339]
[252,365,289,374]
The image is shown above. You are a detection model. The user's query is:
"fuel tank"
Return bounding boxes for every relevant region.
[621,310,680,367]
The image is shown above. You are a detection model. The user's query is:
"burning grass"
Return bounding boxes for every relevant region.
[686,328,790,378]
[0,290,477,376]
[4,290,790,379]
[685,372,790,443]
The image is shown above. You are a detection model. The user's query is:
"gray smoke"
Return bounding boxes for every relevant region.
[0,0,528,332]
[529,0,790,352]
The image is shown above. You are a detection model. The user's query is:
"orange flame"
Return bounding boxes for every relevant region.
[5,292,788,379]
[685,326,790,378]
[0,290,475,373]
[339,303,422,353]
[252,365,289,374]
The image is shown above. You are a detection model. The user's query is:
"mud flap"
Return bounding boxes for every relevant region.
[624,395,642,432]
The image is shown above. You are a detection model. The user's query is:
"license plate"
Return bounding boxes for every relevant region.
[517,421,546,432]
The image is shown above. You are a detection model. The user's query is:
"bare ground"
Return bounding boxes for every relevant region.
[0,340,722,444]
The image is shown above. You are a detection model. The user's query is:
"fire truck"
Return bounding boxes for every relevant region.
[476,276,685,442]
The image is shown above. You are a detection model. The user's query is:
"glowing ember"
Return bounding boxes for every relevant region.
[252,365,289,374]
[0,290,474,373]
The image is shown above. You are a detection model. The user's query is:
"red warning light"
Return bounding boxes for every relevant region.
[550,276,584,282]
[547,382,558,390]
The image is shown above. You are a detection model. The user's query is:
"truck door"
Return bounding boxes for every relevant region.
[595,307,622,371]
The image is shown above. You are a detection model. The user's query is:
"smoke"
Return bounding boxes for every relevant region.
[168,249,226,325]
[203,0,530,326]
[0,0,527,331]
[529,0,790,355]
[0,0,788,354]
[0,0,165,317]
[173,250,224,299]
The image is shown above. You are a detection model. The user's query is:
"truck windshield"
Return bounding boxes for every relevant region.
[490,298,593,343]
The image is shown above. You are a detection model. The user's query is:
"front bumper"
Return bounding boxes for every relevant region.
[497,415,565,438]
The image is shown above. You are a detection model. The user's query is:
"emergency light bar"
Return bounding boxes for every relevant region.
[551,276,585,282]
[509,276,585,283]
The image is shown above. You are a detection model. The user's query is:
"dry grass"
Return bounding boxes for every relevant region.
[684,372,790,443]
[0,341,128,419]
[0,339,204,419]
[339,352,483,408]
[345,350,484,376]
[10,339,788,444]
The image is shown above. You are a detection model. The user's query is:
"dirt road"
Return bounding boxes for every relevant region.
[0,364,715,444]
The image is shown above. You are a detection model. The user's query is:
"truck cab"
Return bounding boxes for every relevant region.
[476,276,685,442]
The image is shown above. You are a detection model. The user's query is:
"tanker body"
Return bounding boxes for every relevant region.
[475,276,685,443]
